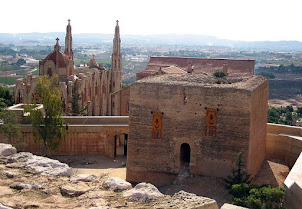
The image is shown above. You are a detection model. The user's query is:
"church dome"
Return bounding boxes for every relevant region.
[41,38,69,68]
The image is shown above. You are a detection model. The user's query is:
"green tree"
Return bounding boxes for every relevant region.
[297,107,302,116]
[0,111,21,145]
[27,75,68,156]
[0,86,14,109]
[224,153,252,189]
[285,112,292,124]
[268,108,280,123]
[68,80,86,116]
[230,184,285,209]
[286,106,294,112]
[16,58,26,66]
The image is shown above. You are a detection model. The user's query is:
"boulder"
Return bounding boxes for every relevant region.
[10,182,42,190]
[25,155,73,177]
[104,177,132,191]
[7,152,33,163]
[3,170,18,178]
[0,143,17,156]
[70,174,99,183]
[60,182,90,197]
[221,203,248,209]
[167,190,219,209]
[123,182,163,201]
[0,203,13,209]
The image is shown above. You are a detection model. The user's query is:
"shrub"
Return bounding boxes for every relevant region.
[213,71,227,78]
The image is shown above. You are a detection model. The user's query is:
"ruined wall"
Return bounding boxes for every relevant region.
[126,76,268,186]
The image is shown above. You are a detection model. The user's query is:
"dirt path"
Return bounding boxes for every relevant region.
[50,155,127,180]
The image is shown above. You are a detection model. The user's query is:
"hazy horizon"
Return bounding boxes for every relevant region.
[1,0,302,42]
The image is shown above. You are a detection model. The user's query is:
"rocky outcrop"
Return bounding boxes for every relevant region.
[10,182,42,190]
[3,170,18,178]
[70,174,99,183]
[220,203,248,209]
[104,177,132,191]
[156,190,219,209]
[7,152,33,163]
[0,203,13,209]
[25,155,72,177]
[0,143,16,156]
[123,182,164,201]
[60,182,91,197]
[0,144,72,177]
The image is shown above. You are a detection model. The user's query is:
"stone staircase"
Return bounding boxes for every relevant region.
[173,164,191,185]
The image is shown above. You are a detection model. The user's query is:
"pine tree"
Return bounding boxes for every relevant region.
[224,152,252,189]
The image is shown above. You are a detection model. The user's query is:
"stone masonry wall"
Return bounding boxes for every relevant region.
[126,76,268,186]
[247,79,269,176]
[0,124,128,158]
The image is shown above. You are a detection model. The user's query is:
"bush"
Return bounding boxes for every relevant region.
[213,71,227,78]
[230,184,285,209]
[258,71,275,79]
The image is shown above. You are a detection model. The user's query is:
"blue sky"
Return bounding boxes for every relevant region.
[1,0,302,41]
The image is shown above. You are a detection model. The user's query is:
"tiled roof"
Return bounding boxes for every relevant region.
[42,51,69,68]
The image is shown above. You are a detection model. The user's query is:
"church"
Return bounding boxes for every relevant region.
[14,20,123,116]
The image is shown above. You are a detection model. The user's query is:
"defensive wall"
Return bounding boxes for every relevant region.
[1,118,302,208]
[1,116,129,158]
[266,123,302,209]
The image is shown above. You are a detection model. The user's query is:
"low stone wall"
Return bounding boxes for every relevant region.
[284,152,302,209]
[266,123,302,167]
[266,123,302,209]
[0,116,129,158]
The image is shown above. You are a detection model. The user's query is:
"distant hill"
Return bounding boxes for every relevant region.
[1,33,302,51]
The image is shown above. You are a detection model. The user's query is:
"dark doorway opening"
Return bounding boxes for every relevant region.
[114,133,128,157]
[180,143,190,165]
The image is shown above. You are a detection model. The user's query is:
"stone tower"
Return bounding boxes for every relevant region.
[64,19,74,76]
[110,20,122,115]
[64,19,73,60]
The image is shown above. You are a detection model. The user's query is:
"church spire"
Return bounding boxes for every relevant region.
[64,19,73,60]
[112,20,121,61]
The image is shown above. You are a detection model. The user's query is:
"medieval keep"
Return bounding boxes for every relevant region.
[126,74,269,186]
[14,20,123,116]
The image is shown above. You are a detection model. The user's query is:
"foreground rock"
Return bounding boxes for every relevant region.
[7,152,33,163]
[10,182,42,190]
[25,155,73,177]
[0,203,13,209]
[70,174,99,183]
[0,143,17,156]
[60,182,91,197]
[123,182,164,201]
[221,203,248,209]
[104,177,132,191]
[156,190,219,209]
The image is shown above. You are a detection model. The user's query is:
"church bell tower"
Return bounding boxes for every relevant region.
[111,20,122,92]
[110,20,122,116]
[64,19,74,76]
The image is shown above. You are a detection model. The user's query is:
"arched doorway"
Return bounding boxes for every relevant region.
[180,143,190,166]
